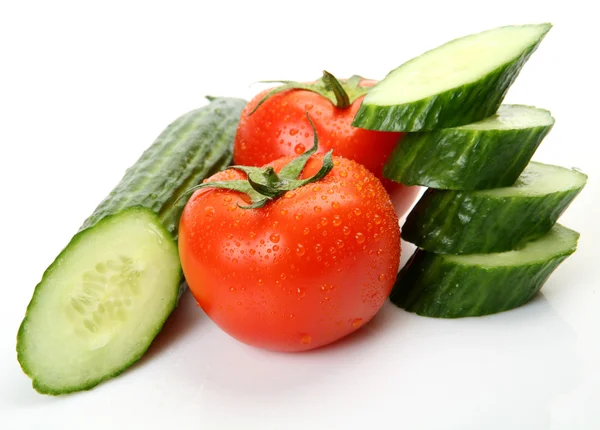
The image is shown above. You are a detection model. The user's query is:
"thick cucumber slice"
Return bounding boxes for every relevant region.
[384,105,554,190]
[353,24,551,131]
[18,208,180,394]
[17,97,246,395]
[403,162,587,254]
[390,224,579,318]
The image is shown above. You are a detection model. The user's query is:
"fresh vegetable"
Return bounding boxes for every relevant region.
[390,224,579,318]
[233,71,420,216]
[402,162,587,254]
[384,105,554,190]
[352,24,551,132]
[17,97,246,395]
[179,132,401,352]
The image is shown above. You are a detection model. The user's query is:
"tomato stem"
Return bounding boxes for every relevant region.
[179,114,334,209]
[248,71,370,115]
[321,71,350,109]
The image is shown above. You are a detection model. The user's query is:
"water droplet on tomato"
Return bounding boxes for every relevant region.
[230,287,236,293]
[352,318,363,328]
[300,334,312,345]
[295,213,303,221]
[296,244,305,256]
[303,227,310,235]
[315,243,323,253]
[336,239,344,249]
[379,274,386,281]
[204,206,215,217]
[354,208,362,216]
[320,217,328,226]
[377,249,383,256]
[355,232,365,244]
[314,206,322,213]
[374,214,382,225]
[339,170,348,178]
[270,233,280,243]
[342,226,350,235]
[331,201,340,210]
[249,249,256,255]
[289,129,299,136]
[294,143,305,154]
[332,215,342,226]
[296,287,306,298]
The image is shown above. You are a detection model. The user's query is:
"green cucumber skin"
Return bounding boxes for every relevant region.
[383,111,553,190]
[82,97,246,237]
[18,207,179,395]
[403,185,584,255]
[390,241,576,318]
[352,33,549,132]
[17,97,245,395]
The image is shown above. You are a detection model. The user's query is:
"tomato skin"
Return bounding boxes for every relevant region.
[233,84,420,216]
[179,155,401,352]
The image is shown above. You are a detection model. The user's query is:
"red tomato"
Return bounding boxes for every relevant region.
[179,155,401,352]
[233,79,420,216]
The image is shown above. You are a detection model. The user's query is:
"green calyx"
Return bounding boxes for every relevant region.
[183,115,334,209]
[249,71,370,115]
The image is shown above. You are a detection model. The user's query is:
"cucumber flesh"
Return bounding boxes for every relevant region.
[390,224,579,318]
[17,97,246,395]
[402,162,587,255]
[352,24,551,131]
[17,208,181,394]
[384,105,554,190]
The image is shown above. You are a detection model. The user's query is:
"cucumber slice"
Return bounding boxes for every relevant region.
[390,224,579,318]
[384,105,554,190]
[403,162,587,254]
[353,24,551,131]
[17,208,181,394]
[17,97,246,395]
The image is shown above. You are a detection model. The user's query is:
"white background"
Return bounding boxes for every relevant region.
[1,1,598,429]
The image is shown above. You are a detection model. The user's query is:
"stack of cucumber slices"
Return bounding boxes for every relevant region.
[353,23,587,318]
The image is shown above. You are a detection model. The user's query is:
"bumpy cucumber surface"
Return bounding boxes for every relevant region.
[403,162,587,255]
[17,97,246,395]
[384,105,554,190]
[353,24,551,132]
[83,97,246,238]
[390,224,579,318]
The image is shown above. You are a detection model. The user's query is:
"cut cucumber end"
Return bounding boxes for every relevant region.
[353,24,551,131]
[482,161,588,198]
[383,105,555,190]
[17,207,181,394]
[367,24,551,106]
[458,104,554,131]
[402,162,587,255]
[446,224,579,267]
[391,224,579,318]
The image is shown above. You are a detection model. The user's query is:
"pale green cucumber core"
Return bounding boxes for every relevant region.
[481,162,587,198]
[446,224,578,267]
[20,208,180,390]
[366,24,551,106]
